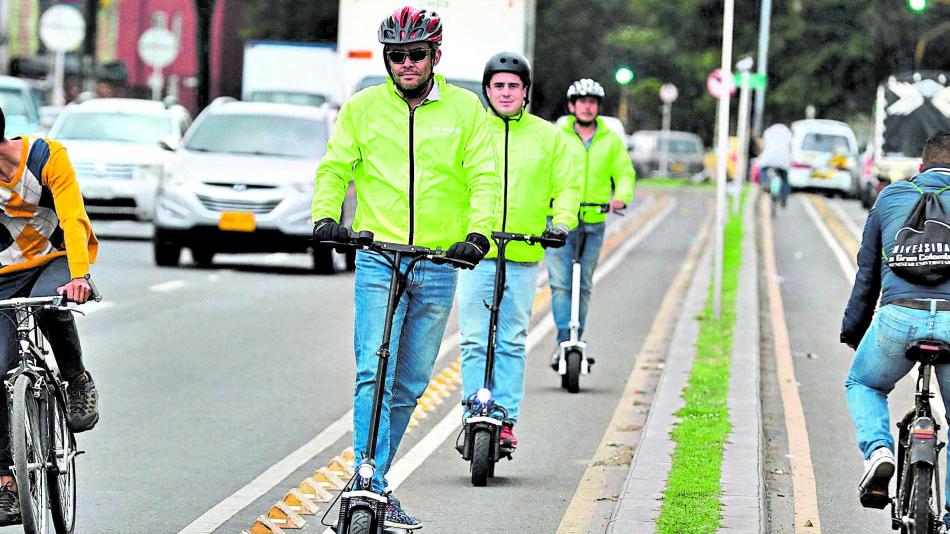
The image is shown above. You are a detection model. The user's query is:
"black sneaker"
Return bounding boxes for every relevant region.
[66,372,99,433]
[0,481,20,526]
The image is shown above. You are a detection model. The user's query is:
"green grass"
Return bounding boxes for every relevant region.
[637,177,715,188]
[655,192,744,534]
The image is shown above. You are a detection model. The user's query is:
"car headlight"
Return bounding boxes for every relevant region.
[133,164,163,182]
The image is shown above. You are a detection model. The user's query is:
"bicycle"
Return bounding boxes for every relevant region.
[860,339,947,534]
[456,230,561,487]
[0,289,99,534]
[318,230,472,534]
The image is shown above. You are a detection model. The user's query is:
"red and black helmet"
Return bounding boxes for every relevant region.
[378,6,443,46]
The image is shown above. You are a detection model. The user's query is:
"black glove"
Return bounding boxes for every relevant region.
[312,218,350,243]
[541,224,568,249]
[441,233,489,269]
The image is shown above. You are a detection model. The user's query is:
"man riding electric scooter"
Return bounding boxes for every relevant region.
[455,52,581,484]
[547,78,635,385]
[311,6,499,531]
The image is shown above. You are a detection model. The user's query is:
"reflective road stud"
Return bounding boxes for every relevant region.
[282,488,320,515]
[313,467,347,490]
[266,501,306,529]
[297,477,334,502]
[249,516,288,534]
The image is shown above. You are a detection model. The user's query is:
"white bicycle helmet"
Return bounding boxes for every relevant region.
[566,78,605,101]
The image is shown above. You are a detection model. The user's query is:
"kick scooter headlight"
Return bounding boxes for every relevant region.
[357,463,375,481]
[476,388,492,404]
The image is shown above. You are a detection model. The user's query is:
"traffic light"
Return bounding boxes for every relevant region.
[908,0,927,12]
[615,67,634,86]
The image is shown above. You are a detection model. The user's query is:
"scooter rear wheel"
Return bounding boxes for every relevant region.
[471,429,492,487]
[564,350,582,393]
[349,508,374,534]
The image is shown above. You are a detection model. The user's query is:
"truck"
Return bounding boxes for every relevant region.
[864,71,950,207]
[241,41,344,106]
[337,0,536,102]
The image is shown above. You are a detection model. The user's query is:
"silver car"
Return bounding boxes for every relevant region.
[153,99,352,273]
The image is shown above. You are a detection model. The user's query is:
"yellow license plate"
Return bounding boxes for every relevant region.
[218,211,256,232]
[671,163,685,173]
[811,170,831,180]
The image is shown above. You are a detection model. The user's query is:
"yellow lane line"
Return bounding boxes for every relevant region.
[806,194,859,259]
[555,202,713,534]
[762,196,822,533]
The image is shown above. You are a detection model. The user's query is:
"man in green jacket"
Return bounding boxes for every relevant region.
[547,78,636,367]
[311,6,499,529]
[457,52,581,451]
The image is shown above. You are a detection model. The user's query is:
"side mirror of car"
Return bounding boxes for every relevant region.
[159,136,178,152]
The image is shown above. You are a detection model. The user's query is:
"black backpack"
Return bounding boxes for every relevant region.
[886,180,950,285]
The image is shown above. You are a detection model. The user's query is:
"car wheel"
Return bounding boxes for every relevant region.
[312,247,336,275]
[153,233,181,267]
[192,248,215,268]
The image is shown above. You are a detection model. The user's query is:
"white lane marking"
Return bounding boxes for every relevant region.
[78,301,115,314]
[802,195,948,436]
[207,274,221,283]
[177,413,352,534]
[150,280,186,293]
[316,198,679,534]
[827,198,864,242]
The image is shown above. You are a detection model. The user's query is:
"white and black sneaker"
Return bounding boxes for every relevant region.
[859,446,895,509]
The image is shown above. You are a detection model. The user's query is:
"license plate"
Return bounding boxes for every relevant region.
[671,163,685,173]
[218,211,256,232]
[83,185,115,199]
[811,170,832,180]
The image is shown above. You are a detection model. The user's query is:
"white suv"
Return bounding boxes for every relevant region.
[47,98,191,220]
[153,99,352,273]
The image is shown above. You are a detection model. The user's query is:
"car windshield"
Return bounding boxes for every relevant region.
[0,88,36,123]
[247,91,328,107]
[801,133,851,154]
[54,112,172,143]
[185,114,328,158]
[661,138,702,155]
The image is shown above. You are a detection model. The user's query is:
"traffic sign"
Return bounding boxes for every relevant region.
[707,69,736,98]
[138,28,179,69]
[734,72,767,90]
[39,5,85,52]
[660,83,679,104]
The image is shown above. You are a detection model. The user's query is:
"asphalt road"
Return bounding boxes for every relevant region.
[765,192,938,533]
[0,185,714,533]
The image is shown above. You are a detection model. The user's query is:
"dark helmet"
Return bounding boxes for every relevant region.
[378,6,443,46]
[482,52,532,105]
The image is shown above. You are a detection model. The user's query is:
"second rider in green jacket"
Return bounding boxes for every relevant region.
[457,52,582,451]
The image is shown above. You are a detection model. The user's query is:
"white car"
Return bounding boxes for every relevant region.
[787,119,860,196]
[47,98,191,220]
[153,100,351,273]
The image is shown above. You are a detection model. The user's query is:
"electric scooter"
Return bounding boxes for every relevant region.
[457,230,561,487]
[555,202,618,393]
[319,230,472,534]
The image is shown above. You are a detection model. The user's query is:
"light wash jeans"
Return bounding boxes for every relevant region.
[458,258,539,423]
[352,250,457,492]
[545,220,606,343]
[845,302,950,520]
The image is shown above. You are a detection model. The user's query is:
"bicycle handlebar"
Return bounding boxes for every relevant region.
[490,231,562,248]
[317,230,476,270]
[579,202,624,216]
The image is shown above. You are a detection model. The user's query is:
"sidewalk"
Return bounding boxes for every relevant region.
[606,191,763,533]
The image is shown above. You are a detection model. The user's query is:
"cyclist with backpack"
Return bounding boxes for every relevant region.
[311,6,499,529]
[842,131,950,525]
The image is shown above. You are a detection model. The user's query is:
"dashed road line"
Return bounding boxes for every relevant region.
[150,280,187,293]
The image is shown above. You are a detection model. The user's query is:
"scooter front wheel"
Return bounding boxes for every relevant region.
[348,508,374,534]
[563,350,582,393]
[471,429,492,487]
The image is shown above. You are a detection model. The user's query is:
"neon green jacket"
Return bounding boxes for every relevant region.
[562,116,636,224]
[312,75,500,250]
[485,109,582,262]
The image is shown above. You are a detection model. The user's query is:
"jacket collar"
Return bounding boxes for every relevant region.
[922,165,950,175]
[387,74,444,104]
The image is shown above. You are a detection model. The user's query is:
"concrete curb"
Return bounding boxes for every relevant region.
[717,187,764,532]
[605,236,713,533]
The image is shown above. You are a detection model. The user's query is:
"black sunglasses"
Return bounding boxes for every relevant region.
[386,48,431,64]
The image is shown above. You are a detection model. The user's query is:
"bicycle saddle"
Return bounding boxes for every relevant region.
[905,340,950,365]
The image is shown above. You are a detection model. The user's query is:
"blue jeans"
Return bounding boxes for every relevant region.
[545,220,605,343]
[352,250,457,492]
[458,259,539,423]
[845,303,950,519]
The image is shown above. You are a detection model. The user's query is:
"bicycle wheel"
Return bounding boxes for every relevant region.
[46,386,75,534]
[907,463,935,534]
[11,374,49,534]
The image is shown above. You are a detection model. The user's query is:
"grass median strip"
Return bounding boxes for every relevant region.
[655,193,745,534]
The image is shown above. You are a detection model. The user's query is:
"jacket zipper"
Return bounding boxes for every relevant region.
[502,119,510,232]
[408,107,416,245]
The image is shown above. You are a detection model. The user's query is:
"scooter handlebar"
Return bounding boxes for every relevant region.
[490,231,562,248]
[319,230,476,269]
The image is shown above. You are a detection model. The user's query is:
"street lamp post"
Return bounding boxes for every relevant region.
[734,56,754,214]
[752,0,772,138]
[714,0,736,319]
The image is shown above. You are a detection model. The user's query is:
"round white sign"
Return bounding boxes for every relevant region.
[660,83,679,104]
[39,5,85,52]
[138,28,179,69]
